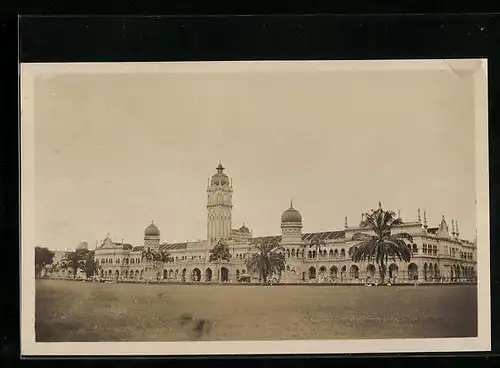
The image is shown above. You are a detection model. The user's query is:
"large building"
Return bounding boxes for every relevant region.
[94,163,477,284]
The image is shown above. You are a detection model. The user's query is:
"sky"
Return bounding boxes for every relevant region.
[31,61,478,250]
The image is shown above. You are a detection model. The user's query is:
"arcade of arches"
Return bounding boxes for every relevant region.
[96,261,476,283]
[302,262,476,282]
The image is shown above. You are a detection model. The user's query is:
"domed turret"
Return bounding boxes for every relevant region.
[281,201,303,246]
[239,223,250,234]
[211,163,229,186]
[281,202,302,223]
[144,222,160,237]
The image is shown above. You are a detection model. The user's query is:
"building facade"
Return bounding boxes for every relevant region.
[93,163,477,284]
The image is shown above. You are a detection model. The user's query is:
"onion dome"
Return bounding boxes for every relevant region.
[144,221,160,237]
[211,162,229,186]
[281,201,302,223]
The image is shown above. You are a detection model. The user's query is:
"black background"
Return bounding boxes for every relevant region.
[1,1,499,366]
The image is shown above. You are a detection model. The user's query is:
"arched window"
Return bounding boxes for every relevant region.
[412,244,418,253]
[291,249,296,257]
[329,250,334,258]
[340,249,346,258]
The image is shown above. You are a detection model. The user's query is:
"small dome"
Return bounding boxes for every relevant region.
[211,163,229,186]
[281,202,302,223]
[239,224,250,233]
[144,222,160,237]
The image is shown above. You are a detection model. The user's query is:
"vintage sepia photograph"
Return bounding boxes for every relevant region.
[20,59,490,356]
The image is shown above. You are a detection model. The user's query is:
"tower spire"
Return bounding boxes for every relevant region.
[423,209,428,228]
[216,161,224,173]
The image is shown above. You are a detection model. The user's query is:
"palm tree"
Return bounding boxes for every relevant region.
[141,248,172,281]
[349,202,413,284]
[246,239,286,285]
[307,238,326,283]
[141,247,158,282]
[157,249,173,280]
[208,240,231,285]
[141,247,157,264]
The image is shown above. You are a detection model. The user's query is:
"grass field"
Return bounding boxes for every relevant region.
[35,280,477,342]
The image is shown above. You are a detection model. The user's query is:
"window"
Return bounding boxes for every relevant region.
[433,245,437,255]
[423,244,427,254]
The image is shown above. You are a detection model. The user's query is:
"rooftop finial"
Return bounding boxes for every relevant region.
[345,216,348,228]
[398,209,401,218]
[456,220,459,235]
[418,208,421,222]
[290,198,293,208]
[423,209,428,228]
[378,201,382,209]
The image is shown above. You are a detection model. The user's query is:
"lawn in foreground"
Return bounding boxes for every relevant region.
[35,280,477,342]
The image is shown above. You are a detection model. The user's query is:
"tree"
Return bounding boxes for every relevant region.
[349,203,413,284]
[35,246,55,279]
[245,239,286,285]
[307,238,326,283]
[141,247,157,264]
[208,240,231,285]
[156,249,173,280]
[141,247,172,281]
[83,250,98,279]
[60,248,87,279]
